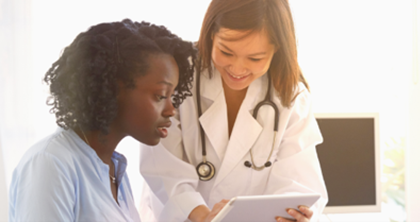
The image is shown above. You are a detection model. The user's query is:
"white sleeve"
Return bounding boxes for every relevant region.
[263,90,328,222]
[9,153,75,222]
[140,115,206,222]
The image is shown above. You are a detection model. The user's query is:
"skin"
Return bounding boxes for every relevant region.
[113,53,178,146]
[276,206,313,222]
[211,28,276,136]
[75,53,178,203]
[189,28,313,222]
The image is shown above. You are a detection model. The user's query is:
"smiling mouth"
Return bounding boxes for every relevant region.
[226,70,250,79]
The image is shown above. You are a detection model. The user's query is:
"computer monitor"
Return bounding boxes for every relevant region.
[314,113,381,214]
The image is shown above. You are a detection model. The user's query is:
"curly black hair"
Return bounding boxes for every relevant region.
[44,19,196,134]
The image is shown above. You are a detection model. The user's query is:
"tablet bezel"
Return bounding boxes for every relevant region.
[211,193,321,222]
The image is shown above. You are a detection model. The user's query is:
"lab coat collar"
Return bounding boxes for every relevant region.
[198,68,229,161]
[199,67,221,101]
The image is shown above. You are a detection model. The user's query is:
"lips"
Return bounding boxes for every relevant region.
[157,121,172,138]
[226,70,250,80]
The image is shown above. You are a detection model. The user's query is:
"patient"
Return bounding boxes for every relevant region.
[9,19,196,221]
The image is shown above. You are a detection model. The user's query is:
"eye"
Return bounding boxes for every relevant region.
[249,58,262,62]
[220,50,233,56]
[156,95,168,101]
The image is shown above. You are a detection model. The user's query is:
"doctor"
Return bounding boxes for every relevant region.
[139,0,328,221]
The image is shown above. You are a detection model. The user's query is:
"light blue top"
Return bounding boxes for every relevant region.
[9,127,141,222]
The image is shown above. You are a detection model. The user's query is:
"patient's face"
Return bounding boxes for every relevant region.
[113,53,179,145]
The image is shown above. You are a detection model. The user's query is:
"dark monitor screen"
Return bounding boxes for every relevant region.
[315,114,380,213]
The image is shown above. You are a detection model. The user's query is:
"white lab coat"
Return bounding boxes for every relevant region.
[139,68,328,222]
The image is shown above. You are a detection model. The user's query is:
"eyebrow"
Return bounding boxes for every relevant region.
[219,42,267,56]
[157,81,173,87]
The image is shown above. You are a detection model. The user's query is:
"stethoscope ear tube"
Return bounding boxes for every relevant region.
[245,131,277,171]
[196,71,216,181]
[245,74,278,170]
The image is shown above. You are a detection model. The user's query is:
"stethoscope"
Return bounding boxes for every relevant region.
[196,72,279,181]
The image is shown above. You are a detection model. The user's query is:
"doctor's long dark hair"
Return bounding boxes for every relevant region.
[43,19,196,134]
[197,0,308,108]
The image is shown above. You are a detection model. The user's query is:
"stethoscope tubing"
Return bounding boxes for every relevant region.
[196,71,216,181]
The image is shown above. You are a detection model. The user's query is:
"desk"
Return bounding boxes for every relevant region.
[320,212,390,222]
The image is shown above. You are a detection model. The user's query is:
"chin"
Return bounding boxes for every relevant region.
[134,136,160,146]
[224,81,250,91]
[143,139,160,146]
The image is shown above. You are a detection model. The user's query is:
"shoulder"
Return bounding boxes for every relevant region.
[29,128,77,157]
[9,130,83,222]
[289,82,313,116]
[13,128,82,176]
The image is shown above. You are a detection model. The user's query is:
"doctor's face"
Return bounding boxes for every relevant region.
[113,53,178,146]
[211,28,276,91]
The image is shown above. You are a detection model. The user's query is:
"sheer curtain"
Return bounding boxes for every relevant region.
[0,138,7,221]
[0,0,33,220]
[407,0,420,220]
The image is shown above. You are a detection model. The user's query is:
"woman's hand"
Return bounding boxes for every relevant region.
[189,199,230,222]
[204,199,230,222]
[275,205,313,222]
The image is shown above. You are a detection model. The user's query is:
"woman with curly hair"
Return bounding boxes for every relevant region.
[9,19,196,222]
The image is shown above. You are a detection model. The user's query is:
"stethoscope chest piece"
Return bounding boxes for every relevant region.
[196,159,215,181]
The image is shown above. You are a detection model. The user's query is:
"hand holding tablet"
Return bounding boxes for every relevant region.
[211,193,321,222]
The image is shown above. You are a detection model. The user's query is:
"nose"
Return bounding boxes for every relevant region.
[163,98,176,118]
[228,59,248,76]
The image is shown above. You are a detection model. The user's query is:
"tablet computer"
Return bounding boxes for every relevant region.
[211,193,321,222]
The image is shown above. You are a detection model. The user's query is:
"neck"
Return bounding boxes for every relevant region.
[75,127,124,165]
[222,81,248,102]
[222,80,248,137]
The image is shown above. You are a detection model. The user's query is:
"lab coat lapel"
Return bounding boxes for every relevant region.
[213,75,265,186]
[198,72,229,162]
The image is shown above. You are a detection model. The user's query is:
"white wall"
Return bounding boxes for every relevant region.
[292,1,412,221]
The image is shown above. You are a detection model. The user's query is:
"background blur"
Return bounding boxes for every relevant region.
[1,0,419,221]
